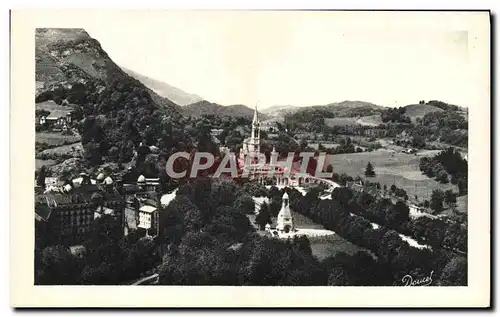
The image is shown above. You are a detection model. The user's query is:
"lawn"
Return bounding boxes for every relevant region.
[36,132,81,146]
[36,100,73,112]
[308,234,371,261]
[325,117,357,127]
[356,115,383,126]
[290,211,371,259]
[38,142,83,156]
[327,149,460,203]
[324,115,382,127]
[35,159,57,170]
[247,210,369,260]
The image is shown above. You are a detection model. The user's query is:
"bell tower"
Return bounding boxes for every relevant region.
[250,103,260,153]
[276,192,294,233]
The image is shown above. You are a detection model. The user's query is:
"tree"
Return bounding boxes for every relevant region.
[327,266,350,286]
[233,195,256,215]
[444,190,457,207]
[411,135,426,149]
[439,257,467,286]
[390,184,397,193]
[430,189,445,213]
[36,165,47,187]
[36,246,79,285]
[386,201,410,227]
[458,179,467,196]
[326,164,333,173]
[255,202,272,230]
[364,162,376,177]
[436,171,449,183]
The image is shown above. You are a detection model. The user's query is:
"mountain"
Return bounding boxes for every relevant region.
[403,104,444,120]
[35,28,181,112]
[183,100,266,119]
[121,67,203,106]
[35,28,189,169]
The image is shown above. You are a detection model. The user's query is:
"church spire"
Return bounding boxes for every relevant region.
[252,102,259,124]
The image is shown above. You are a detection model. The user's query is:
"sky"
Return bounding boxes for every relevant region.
[84,11,473,109]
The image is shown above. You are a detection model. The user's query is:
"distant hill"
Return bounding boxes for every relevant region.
[183,100,266,119]
[318,100,384,115]
[261,105,305,122]
[121,67,203,106]
[285,100,384,126]
[403,104,444,120]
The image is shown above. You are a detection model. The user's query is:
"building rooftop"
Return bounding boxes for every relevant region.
[46,109,72,120]
[139,205,157,213]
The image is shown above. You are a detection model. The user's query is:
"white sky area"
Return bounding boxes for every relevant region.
[84,11,471,109]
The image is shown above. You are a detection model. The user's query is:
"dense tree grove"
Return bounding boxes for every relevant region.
[35,174,467,286]
[420,147,468,195]
[287,186,467,285]
[35,215,161,285]
[157,179,331,286]
[381,107,412,123]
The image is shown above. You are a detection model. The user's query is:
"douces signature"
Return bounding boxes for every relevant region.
[401,271,434,286]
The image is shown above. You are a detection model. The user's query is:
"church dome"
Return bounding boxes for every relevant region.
[96,173,105,181]
[137,175,146,183]
[104,176,113,185]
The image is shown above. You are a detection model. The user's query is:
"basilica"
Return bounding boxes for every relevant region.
[237,104,332,188]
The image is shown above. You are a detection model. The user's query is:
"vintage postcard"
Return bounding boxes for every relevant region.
[10,9,490,307]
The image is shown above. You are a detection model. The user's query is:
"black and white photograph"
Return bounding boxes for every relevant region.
[9,8,490,308]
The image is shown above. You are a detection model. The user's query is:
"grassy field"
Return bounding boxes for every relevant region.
[39,142,83,156]
[36,100,73,112]
[35,159,57,170]
[290,211,370,259]
[404,104,443,121]
[36,132,81,146]
[248,210,368,260]
[355,115,383,126]
[327,149,459,203]
[307,234,370,261]
[325,117,358,127]
[324,115,383,127]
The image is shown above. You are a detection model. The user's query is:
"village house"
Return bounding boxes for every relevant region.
[40,109,73,130]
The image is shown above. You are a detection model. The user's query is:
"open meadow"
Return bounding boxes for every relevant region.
[36,132,81,146]
[325,115,382,127]
[327,149,463,204]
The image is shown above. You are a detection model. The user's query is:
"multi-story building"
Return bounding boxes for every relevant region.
[35,174,125,247]
[123,175,162,237]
